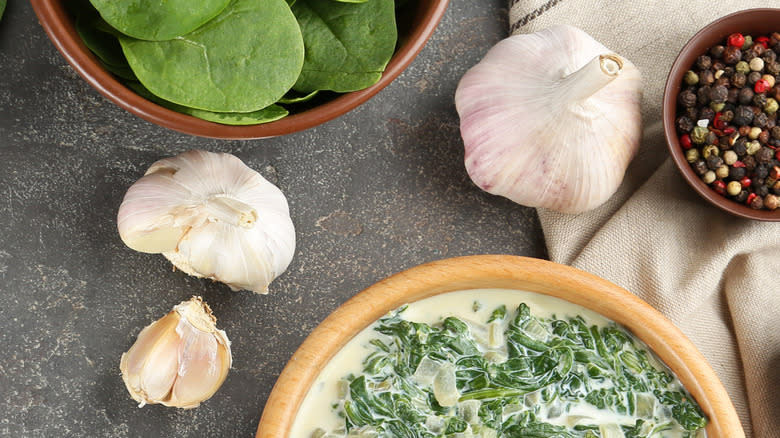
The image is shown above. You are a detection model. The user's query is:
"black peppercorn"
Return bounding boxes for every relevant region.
[678,89,697,108]
[721,109,735,122]
[768,61,780,76]
[676,116,694,134]
[755,163,770,179]
[753,93,768,108]
[698,107,716,122]
[732,72,747,88]
[748,71,762,85]
[710,44,725,59]
[733,105,755,125]
[738,88,755,105]
[696,55,712,71]
[763,49,777,64]
[726,88,740,104]
[744,155,758,171]
[706,155,724,170]
[759,129,770,144]
[693,159,709,176]
[730,166,747,180]
[735,190,750,203]
[697,85,712,106]
[723,46,742,64]
[771,126,780,139]
[754,112,769,129]
[753,182,769,197]
[709,85,728,103]
[757,146,774,163]
[733,138,748,156]
[750,194,764,209]
[700,69,715,86]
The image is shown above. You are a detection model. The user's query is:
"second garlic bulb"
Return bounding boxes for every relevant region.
[117,150,295,294]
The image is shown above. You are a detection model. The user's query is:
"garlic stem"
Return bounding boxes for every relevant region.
[557,54,623,103]
[203,195,257,229]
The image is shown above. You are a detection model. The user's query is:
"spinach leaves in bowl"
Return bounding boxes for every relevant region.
[70,0,398,125]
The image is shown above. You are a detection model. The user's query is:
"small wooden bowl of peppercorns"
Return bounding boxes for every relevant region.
[664,8,780,221]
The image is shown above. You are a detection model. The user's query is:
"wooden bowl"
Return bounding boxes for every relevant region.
[30,0,449,139]
[663,8,780,221]
[256,255,744,438]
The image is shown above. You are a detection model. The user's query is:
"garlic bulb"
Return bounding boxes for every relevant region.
[455,25,642,213]
[117,150,295,294]
[120,296,232,409]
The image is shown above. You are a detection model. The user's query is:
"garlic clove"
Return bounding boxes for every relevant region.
[117,150,296,294]
[120,296,232,409]
[169,323,231,407]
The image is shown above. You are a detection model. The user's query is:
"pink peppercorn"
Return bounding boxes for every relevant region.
[728,33,746,48]
[755,79,771,94]
[755,36,770,49]
[740,176,752,188]
[680,134,692,149]
[712,180,727,195]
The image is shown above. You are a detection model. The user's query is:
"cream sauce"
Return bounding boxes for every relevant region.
[288,289,700,438]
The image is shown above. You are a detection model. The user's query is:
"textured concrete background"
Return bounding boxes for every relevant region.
[0,1,546,436]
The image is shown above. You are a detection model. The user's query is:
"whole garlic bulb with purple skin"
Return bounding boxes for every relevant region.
[455,25,642,214]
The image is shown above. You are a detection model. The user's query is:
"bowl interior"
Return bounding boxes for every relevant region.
[663,8,780,221]
[256,255,744,438]
[30,0,449,139]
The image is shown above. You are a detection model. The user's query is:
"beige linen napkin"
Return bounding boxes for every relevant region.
[508,1,780,437]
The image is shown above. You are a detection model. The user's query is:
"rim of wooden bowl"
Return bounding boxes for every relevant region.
[30,0,450,139]
[256,255,744,438]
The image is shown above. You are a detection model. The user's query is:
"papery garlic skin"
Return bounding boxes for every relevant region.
[455,25,642,214]
[117,150,295,294]
[120,296,232,409]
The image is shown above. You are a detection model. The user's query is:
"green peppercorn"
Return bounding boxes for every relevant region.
[716,165,730,179]
[746,140,762,155]
[702,170,717,184]
[709,102,725,112]
[765,98,779,114]
[723,150,738,165]
[685,148,700,163]
[727,180,742,196]
[691,126,709,144]
[683,70,699,85]
[702,144,720,158]
[735,61,750,74]
[742,35,754,50]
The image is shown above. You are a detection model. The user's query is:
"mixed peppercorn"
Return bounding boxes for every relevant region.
[676,32,780,211]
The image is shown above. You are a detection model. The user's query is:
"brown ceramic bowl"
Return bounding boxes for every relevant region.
[30,0,449,139]
[256,255,744,438]
[664,8,780,221]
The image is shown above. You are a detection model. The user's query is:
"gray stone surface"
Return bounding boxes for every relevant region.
[0,1,546,436]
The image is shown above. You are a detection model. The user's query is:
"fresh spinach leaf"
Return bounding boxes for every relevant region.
[126,82,288,125]
[75,12,137,81]
[291,0,397,93]
[119,0,304,113]
[89,0,231,41]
